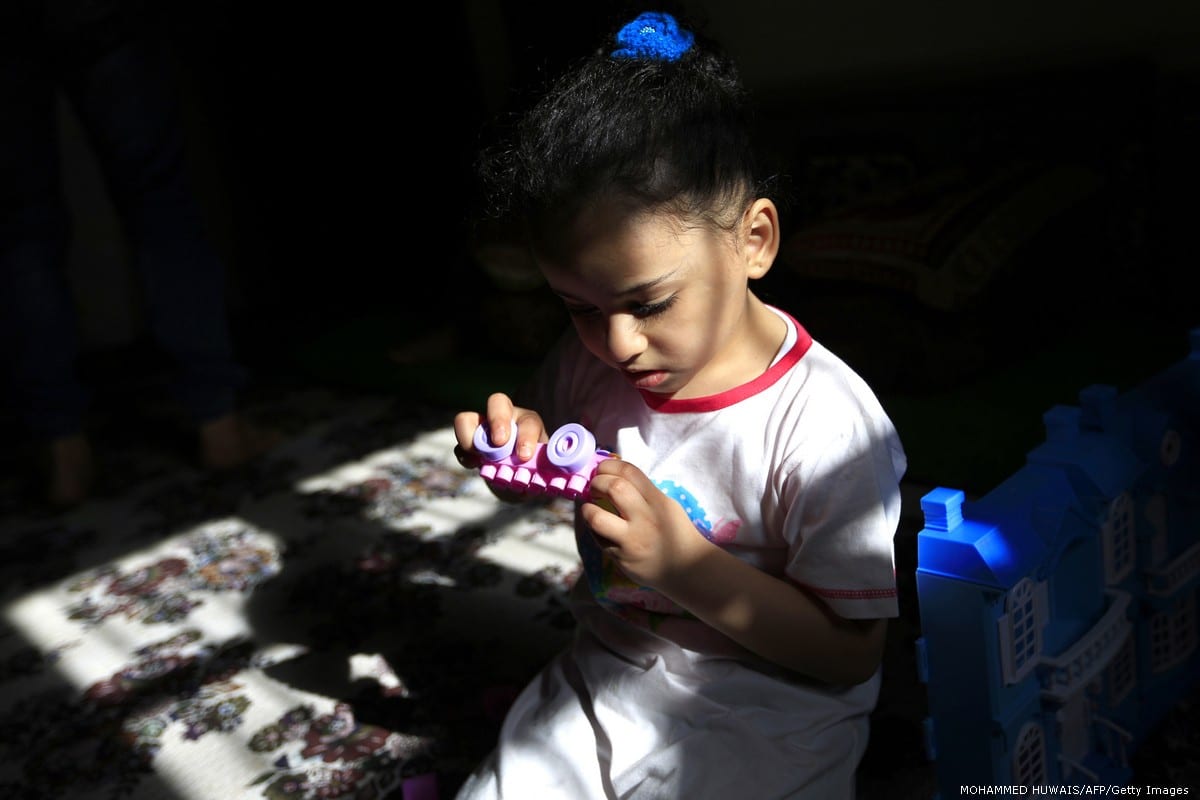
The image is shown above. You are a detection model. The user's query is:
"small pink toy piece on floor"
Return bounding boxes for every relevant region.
[401,772,439,800]
[473,422,616,501]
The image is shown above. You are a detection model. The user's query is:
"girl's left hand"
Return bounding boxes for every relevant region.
[581,458,713,591]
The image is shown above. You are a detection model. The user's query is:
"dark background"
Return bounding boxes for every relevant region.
[17,0,1200,492]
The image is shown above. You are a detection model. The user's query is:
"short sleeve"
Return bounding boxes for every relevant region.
[780,395,905,620]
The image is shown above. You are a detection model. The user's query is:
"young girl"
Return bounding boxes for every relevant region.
[452,10,906,798]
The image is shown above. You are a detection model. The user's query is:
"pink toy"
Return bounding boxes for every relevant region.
[473,422,616,501]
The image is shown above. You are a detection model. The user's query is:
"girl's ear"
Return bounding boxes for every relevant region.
[741,198,780,280]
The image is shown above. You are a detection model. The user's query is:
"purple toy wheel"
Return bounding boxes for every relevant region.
[473,423,518,461]
[546,423,596,473]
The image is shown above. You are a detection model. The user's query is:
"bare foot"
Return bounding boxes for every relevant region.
[198,413,283,471]
[46,434,95,508]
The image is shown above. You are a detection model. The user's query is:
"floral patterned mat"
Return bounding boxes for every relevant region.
[0,389,583,799]
[1,384,1193,799]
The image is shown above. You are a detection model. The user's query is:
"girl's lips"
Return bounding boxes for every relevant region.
[626,369,668,390]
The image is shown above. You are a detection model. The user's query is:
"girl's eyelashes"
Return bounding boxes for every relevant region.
[631,294,677,319]
[562,294,678,320]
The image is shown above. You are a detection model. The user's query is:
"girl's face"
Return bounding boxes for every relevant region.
[535,198,781,400]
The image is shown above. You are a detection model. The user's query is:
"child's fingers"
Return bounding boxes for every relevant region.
[484,393,517,445]
[464,395,548,465]
[586,469,648,529]
[453,411,484,451]
[595,458,657,495]
[581,498,626,546]
[511,410,547,462]
[453,444,480,469]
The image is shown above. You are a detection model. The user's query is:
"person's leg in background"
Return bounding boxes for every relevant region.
[0,5,95,507]
[0,0,277,508]
[61,26,277,470]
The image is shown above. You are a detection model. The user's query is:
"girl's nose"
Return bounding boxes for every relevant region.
[606,314,646,364]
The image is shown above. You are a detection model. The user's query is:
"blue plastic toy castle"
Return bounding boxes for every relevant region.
[915,329,1199,793]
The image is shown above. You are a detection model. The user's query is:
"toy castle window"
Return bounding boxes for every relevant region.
[1013,721,1047,787]
[1108,635,1137,706]
[1150,590,1198,673]
[1000,577,1047,684]
[1102,491,1135,585]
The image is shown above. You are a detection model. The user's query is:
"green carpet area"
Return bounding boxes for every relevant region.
[880,321,1191,494]
[289,312,541,411]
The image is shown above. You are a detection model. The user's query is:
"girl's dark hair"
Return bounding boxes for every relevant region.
[476,12,762,247]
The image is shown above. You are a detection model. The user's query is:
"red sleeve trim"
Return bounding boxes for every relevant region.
[801,584,898,600]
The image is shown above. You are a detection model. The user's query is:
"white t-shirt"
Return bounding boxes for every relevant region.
[456,307,910,800]
[524,306,907,658]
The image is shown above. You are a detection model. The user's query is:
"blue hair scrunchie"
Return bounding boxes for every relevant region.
[611,11,694,62]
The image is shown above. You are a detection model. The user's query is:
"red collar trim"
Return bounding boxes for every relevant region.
[639,309,813,413]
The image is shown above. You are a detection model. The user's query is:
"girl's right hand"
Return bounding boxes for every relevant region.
[452,392,548,469]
